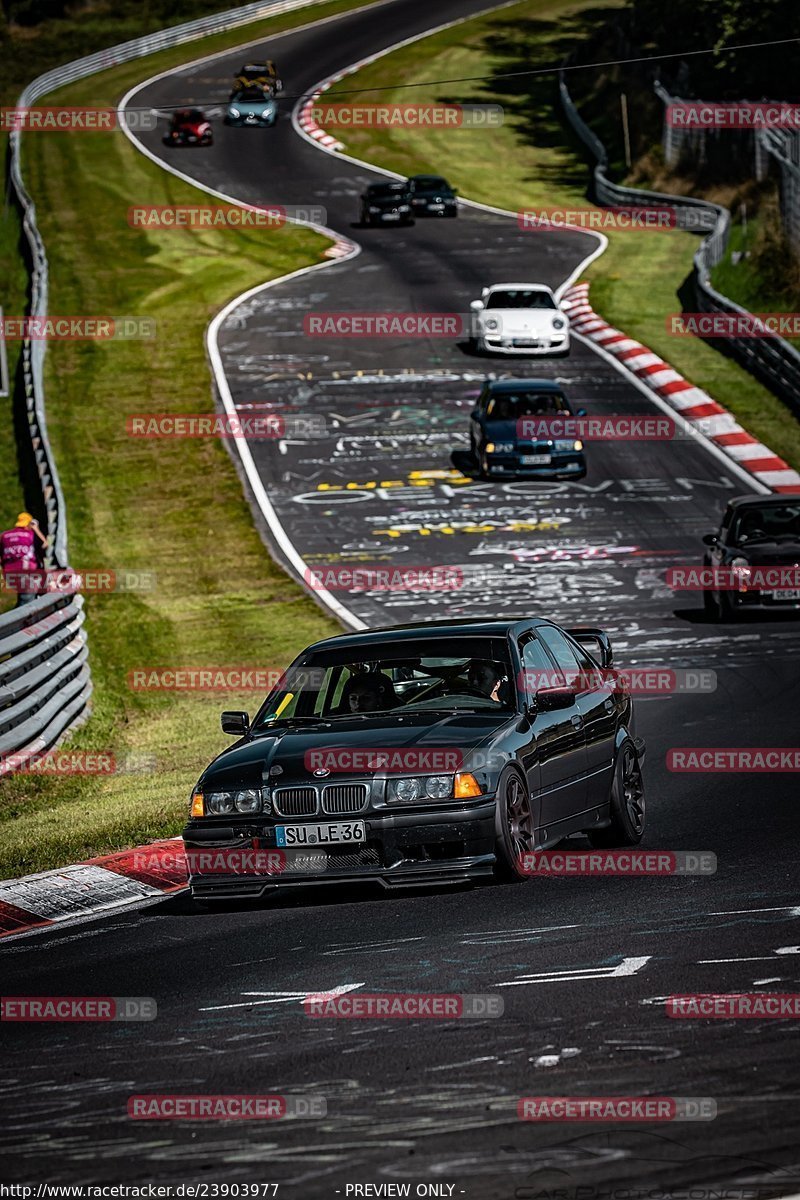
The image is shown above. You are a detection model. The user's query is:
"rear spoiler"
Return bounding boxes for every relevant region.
[566,627,613,669]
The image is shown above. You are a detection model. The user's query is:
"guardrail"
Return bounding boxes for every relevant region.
[759,127,800,255]
[559,72,800,419]
[0,594,91,773]
[4,0,329,770]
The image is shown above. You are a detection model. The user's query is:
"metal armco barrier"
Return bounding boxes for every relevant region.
[5,0,329,769]
[0,594,91,771]
[559,72,800,419]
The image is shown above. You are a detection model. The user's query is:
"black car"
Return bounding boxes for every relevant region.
[702,495,800,618]
[183,618,646,902]
[359,182,414,226]
[469,378,587,479]
[164,108,212,146]
[406,173,458,217]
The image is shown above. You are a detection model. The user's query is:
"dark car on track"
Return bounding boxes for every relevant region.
[702,495,800,618]
[359,181,414,226]
[406,173,458,217]
[232,60,282,95]
[469,378,587,479]
[183,618,646,902]
[164,108,212,146]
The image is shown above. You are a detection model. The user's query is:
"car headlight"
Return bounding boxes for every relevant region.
[229,108,240,118]
[485,442,496,453]
[368,206,380,213]
[554,439,582,451]
[204,788,263,815]
[552,316,566,330]
[399,205,410,212]
[483,317,500,331]
[730,556,752,588]
[494,442,515,453]
[387,775,453,803]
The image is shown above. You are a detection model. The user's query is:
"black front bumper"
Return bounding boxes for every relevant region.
[183,799,497,898]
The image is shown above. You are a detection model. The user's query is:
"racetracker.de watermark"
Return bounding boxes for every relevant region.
[667,101,800,129]
[0,316,155,340]
[667,994,800,1018]
[667,748,800,772]
[311,102,503,127]
[0,106,158,131]
[1,997,157,1021]
[303,312,467,337]
[127,1094,326,1119]
[668,312,800,337]
[127,667,309,691]
[519,851,717,876]
[127,204,327,229]
[303,992,503,1018]
[0,751,156,778]
[126,413,324,438]
[517,206,702,231]
[517,1097,716,1122]
[0,568,155,594]
[303,747,464,773]
[517,668,717,695]
[516,415,703,441]
[667,565,800,591]
[304,565,463,592]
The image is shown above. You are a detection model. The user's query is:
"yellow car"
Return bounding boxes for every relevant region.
[232,61,282,96]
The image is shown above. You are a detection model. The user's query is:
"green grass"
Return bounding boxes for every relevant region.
[322,0,800,470]
[0,0,388,878]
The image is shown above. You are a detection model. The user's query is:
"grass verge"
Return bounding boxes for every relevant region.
[322,0,800,470]
[0,0,387,878]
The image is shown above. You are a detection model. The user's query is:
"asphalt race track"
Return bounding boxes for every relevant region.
[2,2,800,1196]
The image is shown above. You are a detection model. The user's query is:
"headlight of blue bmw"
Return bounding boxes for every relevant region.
[387,775,453,803]
[554,439,582,451]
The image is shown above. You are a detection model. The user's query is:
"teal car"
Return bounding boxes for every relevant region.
[225,87,278,128]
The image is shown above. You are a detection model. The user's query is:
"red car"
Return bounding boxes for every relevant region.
[164,108,212,147]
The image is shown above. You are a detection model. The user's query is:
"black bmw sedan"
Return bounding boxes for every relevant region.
[406,173,458,216]
[183,619,646,902]
[359,181,414,226]
[701,494,800,618]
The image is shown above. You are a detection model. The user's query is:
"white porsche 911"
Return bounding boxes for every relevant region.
[469,283,570,356]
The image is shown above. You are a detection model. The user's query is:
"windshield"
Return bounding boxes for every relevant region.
[730,502,800,545]
[237,88,270,102]
[486,391,568,419]
[368,186,407,199]
[414,177,450,191]
[253,638,515,728]
[486,289,556,310]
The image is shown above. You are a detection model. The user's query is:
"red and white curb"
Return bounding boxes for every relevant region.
[0,838,187,938]
[562,283,800,495]
[298,82,346,152]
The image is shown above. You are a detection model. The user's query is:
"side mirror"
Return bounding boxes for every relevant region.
[535,684,576,712]
[702,533,718,546]
[576,408,587,417]
[470,299,485,312]
[221,710,250,735]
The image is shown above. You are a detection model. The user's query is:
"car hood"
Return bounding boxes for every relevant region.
[368,196,409,209]
[481,307,561,334]
[482,418,567,442]
[200,711,513,788]
[730,539,800,564]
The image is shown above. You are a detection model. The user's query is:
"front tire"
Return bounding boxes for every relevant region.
[494,767,535,880]
[588,742,645,848]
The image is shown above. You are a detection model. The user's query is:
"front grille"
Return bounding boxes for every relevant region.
[273,787,317,817]
[322,783,369,815]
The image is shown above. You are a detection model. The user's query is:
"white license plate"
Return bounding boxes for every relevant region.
[521,454,552,465]
[769,589,800,600]
[275,821,366,847]
[429,203,445,211]
[512,338,538,347]
[383,212,400,221]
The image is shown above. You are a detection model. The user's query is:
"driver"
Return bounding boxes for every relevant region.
[465,659,506,703]
[345,672,394,713]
